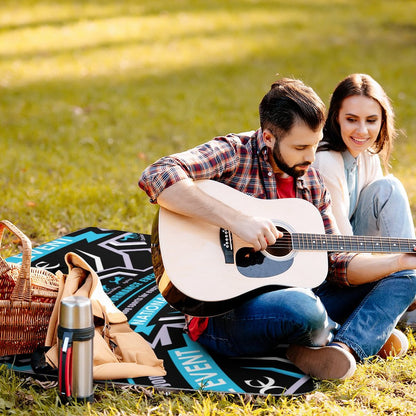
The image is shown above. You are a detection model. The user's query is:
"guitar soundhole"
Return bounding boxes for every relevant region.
[265,226,292,257]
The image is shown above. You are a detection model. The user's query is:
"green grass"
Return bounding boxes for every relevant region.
[1,0,416,414]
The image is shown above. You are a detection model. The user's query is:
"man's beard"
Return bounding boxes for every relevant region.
[272,142,311,179]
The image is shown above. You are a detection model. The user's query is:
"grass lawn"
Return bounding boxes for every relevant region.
[1,0,416,414]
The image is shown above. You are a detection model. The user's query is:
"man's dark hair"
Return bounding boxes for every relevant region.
[259,78,326,139]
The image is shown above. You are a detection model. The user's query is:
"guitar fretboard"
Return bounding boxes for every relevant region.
[291,234,416,253]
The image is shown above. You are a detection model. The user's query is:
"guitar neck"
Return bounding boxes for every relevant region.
[292,234,416,253]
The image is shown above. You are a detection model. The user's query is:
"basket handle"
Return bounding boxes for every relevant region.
[0,220,32,302]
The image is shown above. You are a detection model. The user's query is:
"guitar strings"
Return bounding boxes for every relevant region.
[266,234,416,252]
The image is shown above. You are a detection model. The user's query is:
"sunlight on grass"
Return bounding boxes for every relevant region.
[1,8,317,85]
[3,0,415,87]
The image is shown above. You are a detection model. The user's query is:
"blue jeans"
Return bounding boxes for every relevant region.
[332,177,416,359]
[197,288,339,357]
[351,175,415,238]
[351,174,416,337]
[314,271,416,360]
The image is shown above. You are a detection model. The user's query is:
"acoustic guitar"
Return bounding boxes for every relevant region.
[151,180,416,317]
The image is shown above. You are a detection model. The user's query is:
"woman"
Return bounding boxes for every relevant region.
[314,73,415,238]
[313,73,416,355]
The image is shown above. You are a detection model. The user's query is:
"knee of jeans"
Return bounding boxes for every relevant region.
[367,176,406,204]
[289,289,328,330]
[307,300,328,331]
[301,294,338,346]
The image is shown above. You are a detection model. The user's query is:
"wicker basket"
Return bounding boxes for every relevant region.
[0,220,59,357]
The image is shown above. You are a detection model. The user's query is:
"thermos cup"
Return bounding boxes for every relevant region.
[58,295,94,403]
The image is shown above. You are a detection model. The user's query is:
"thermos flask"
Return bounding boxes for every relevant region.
[58,295,94,403]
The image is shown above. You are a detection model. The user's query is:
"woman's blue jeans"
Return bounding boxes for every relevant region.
[350,174,416,337]
[351,175,415,238]
[314,271,416,360]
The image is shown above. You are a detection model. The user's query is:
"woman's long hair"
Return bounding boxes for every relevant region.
[318,73,397,170]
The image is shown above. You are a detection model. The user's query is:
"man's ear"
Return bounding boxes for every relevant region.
[262,129,276,149]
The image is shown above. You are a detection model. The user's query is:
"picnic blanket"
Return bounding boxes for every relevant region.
[1,227,315,396]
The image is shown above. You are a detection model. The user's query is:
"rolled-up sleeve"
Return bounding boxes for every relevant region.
[328,252,358,287]
[321,192,357,287]
[139,158,191,203]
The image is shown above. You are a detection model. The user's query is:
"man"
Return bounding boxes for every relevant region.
[139,78,416,380]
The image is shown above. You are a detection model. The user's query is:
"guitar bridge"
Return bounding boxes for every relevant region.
[220,228,234,264]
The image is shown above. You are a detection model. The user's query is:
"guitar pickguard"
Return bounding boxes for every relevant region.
[236,247,294,278]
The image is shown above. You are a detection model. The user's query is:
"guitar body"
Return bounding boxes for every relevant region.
[152,180,328,316]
